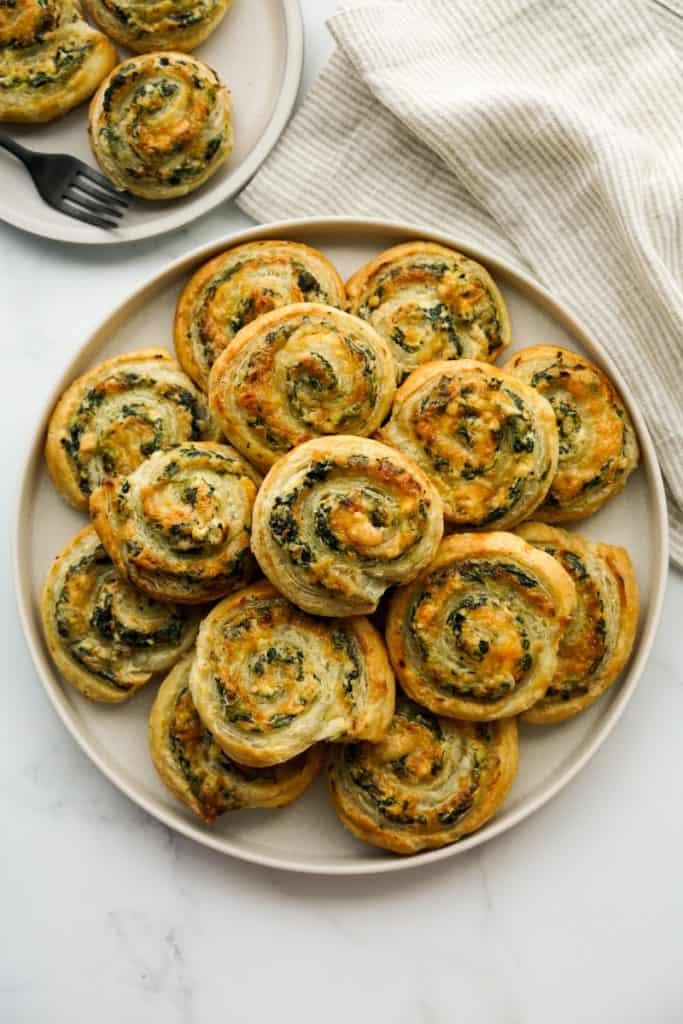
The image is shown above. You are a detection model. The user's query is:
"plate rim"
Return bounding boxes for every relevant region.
[0,0,304,246]
[14,215,669,874]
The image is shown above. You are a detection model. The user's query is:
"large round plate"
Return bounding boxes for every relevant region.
[0,0,303,244]
[15,218,668,873]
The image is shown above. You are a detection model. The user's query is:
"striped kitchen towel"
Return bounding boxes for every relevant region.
[238,0,683,567]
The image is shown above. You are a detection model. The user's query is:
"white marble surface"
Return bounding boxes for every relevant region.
[2,3,682,1021]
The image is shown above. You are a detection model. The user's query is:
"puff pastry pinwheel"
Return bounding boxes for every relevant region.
[386,532,576,721]
[327,696,518,854]
[251,436,444,617]
[90,442,261,604]
[41,526,199,702]
[83,0,233,54]
[209,304,397,472]
[346,241,511,380]
[515,523,638,723]
[504,346,639,520]
[175,241,346,391]
[88,53,233,199]
[0,0,116,123]
[149,654,323,823]
[45,348,218,513]
[188,582,395,767]
[377,359,558,529]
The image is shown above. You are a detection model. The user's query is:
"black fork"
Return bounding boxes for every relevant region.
[0,129,128,229]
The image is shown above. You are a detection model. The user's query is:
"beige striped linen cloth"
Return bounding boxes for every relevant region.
[238,0,683,567]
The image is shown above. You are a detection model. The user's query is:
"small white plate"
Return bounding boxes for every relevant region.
[0,0,303,244]
[14,218,669,874]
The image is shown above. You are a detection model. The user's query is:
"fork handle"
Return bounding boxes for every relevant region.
[0,130,35,165]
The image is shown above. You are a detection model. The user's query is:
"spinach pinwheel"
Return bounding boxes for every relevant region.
[188,582,395,767]
[175,241,346,391]
[327,696,518,854]
[346,241,511,380]
[0,0,115,123]
[41,526,199,702]
[251,435,444,617]
[386,532,576,720]
[377,359,558,528]
[84,0,233,53]
[515,523,639,723]
[88,53,233,199]
[90,442,260,604]
[504,346,639,520]
[46,348,218,512]
[149,654,323,823]
[209,304,396,472]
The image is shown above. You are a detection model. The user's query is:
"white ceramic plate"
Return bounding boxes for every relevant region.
[0,0,303,244]
[15,218,668,874]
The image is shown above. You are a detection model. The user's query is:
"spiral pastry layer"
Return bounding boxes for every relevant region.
[175,242,347,391]
[46,348,218,513]
[83,0,233,53]
[327,696,518,854]
[189,582,395,767]
[386,532,576,720]
[252,436,444,617]
[378,359,558,528]
[90,442,260,604]
[209,304,397,472]
[504,346,639,520]
[149,654,323,823]
[515,523,638,723]
[41,526,199,702]
[88,53,233,199]
[346,241,511,380]
[0,0,116,123]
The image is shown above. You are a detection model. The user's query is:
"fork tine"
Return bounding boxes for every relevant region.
[77,165,128,200]
[65,185,125,220]
[74,173,128,209]
[57,198,120,230]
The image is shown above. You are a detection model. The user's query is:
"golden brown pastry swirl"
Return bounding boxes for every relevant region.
[41,526,199,702]
[88,53,233,199]
[83,0,233,54]
[252,436,444,617]
[45,348,217,513]
[175,241,346,391]
[386,532,576,720]
[149,654,323,824]
[189,582,395,767]
[90,442,261,604]
[209,304,397,472]
[504,346,639,520]
[346,241,511,380]
[0,0,116,123]
[515,523,639,723]
[327,696,518,854]
[377,359,558,528]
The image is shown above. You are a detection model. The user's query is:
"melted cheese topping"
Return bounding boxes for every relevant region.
[46,348,217,513]
[251,435,444,617]
[90,442,261,604]
[208,304,396,472]
[89,52,232,199]
[84,0,233,53]
[0,0,115,123]
[188,582,394,767]
[378,359,559,528]
[175,241,346,390]
[41,525,198,702]
[505,346,639,520]
[346,241,511,379]
[327,697,518,854]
